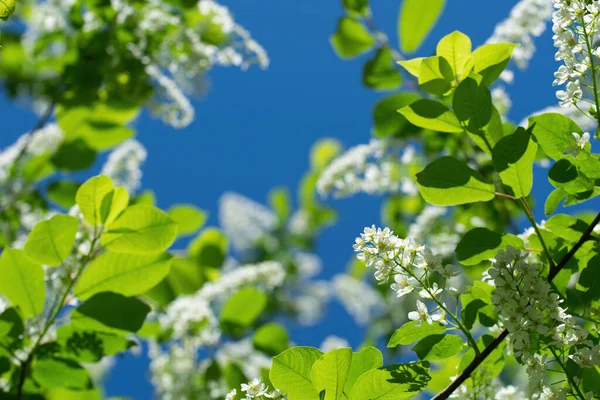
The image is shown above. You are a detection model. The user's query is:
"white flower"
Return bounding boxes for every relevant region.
[418,283,442,299]
[431,305,448,325]
[572,131,591,149]
[390,273,418,297]
[408,300,433,326]
[225,389,237,400]
[333,275,383,325]
[101,139,147,194]
[241,378,267,397]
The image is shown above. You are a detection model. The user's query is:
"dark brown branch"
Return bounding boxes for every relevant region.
[433,211,600,400]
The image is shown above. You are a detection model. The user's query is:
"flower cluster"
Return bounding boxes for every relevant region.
[219,192,277,254]
[316,140,417,198]
[226,378,287,400]
[406,206,462,257]
[552,0,600,108]
[487,0,553,70]
[332,274,384,325]
[353,226,459,328]
[488,246,599,397]
[101,139,147,194]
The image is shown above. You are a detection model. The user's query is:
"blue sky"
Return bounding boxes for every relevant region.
[1,0,598,398]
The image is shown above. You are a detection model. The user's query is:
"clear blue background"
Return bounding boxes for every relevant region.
[1,1,598,398]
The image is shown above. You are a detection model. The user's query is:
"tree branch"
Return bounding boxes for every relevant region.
[432,210,600,400]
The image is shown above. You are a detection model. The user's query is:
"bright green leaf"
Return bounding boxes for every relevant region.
[412,334,463,361]
[545,188,568,216]
[342,0,368,14]
[330,17,374,59]
[397,58,425,77]
[74,252,172,300]
[0,249,45,319]
[311,348,352,400]
[436,31,472,80]
[399,0,445,54]
[0,0,16,20]
[548,158,594,195]
[253,323,290,356]
[221,287,267,330]
[344,346,383,395]
[349,362,431,400]
[76,175,114,226]
[373,92,420,138]
[471,43,517,86]
[101,205,178,254]
[416,156,496,206]
[188,228,228,268]
[100,187,130,226]
[32,358,90,390]
[398,99,462,133]
[270,347,324,400]
[418,56,453,96]
[168,204,207,236]
[24,215,79,267]
[388,321,446,347]
[47,180,80,209]
[453,76,493,132]
[528,113,583,160]
[492,126,538,198]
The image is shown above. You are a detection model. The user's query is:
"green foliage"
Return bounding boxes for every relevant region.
[436,31,472,80]
[0,0,16,20]
[455,227,523,266]
[363,48,402,90]
[47,180,80,209]
[398,99,462,133]
[220,287,267,333]
[167,204,207,236]
[253,323,290,356]
[492,126,538,198]
[348,362,431,399]
[343,347,383,394]
[412,334,463,361]
[24,215,79,266]
[101,205,178,254]
[470,43,517,86]
[418,56,454,96]
[270,347,324,400]
[310,348,352,400]
[330,17,374,59]
[453,75,493,131]
[398,0,445,53]
[76,175,115,226]
[372,92,420,139]
[32,357,91,390]
[74,252,172,299]
[388,321,446,347]
[0,249,45,319]
[416,156,495,206]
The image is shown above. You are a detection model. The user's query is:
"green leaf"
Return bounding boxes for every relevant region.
[168,204,207,236]
[545,214,590,242]
[0,249,45,319]
[545,188,568,216]
[363,48,402,90]
[492,126,538,198]
[100,187,130,226]
[416,156,495,206]
[0,308,24,355]
[398,99,462,133]
[388,321,446,347]
[310,139,342,171]
[270,347,324,400]
[344,346,383,395]
[101,205,178,254]
[0,0,16,20]
[453,76,493,132]
[24,215,79,267]
[397,58,425,77]
[47,388,101,400]
[32,358,91,390]
[576,255,600,302]
[436,31,472,80]
[47,180,80,209]
[330,17,375,59]
[398,0,445,54]
[56,325,135,363]
[471,43,517,86]
[74,252,172,300]
[349,362,431,400]
[269,187,291,221]
[311,348,352,400]
[549,158,594,195]
[71,292,150,334]
[51,139,97,172]
[342,0,368,14]
[76,175,114,226]
[373,93,420,139]
[455,227,523,266]
[412,334,463,361]
[418,56,454,96]
[188,228,228,268]
[528,113,583,160]
[221,287,267,331]
[253,323,290,356]
[461,281,497,329]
